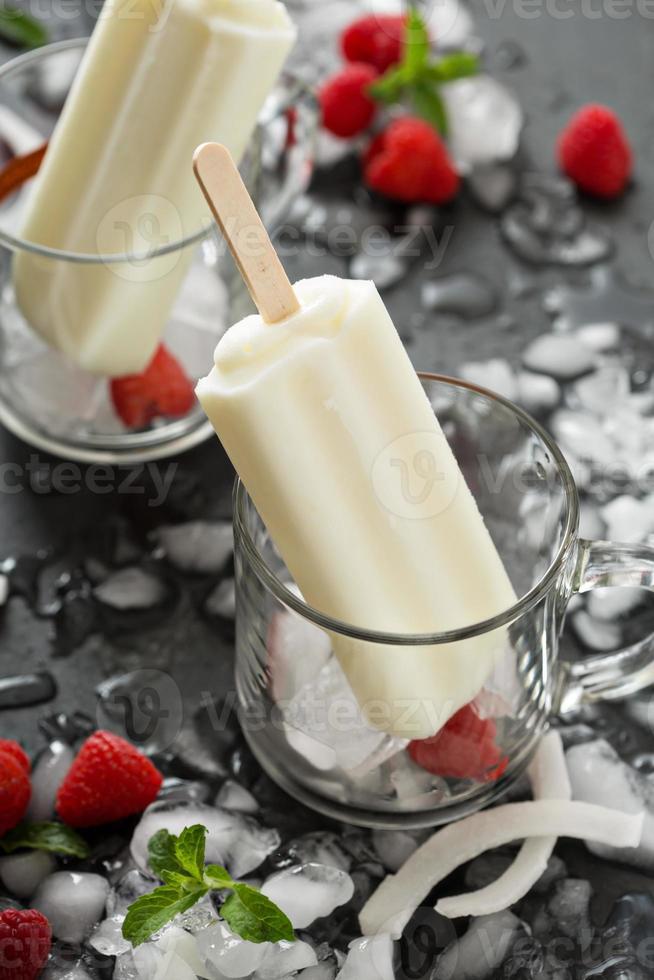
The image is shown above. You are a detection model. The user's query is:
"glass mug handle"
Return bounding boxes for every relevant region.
[557,538,654,712]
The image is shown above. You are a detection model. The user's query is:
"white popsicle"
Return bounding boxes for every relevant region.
[194,145,517,741]
[13,0,296,376]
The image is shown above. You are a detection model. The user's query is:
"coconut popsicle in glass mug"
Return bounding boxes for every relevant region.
[193,143,517,742]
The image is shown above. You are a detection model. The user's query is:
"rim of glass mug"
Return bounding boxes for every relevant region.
[0,37,314,263]
[234,371,580,645]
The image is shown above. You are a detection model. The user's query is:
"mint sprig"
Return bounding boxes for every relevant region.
[0,7,47,48]
[369,8,480,134]
[122,825,294,948]
[0,822,90,858]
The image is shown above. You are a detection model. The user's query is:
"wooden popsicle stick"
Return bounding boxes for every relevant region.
[193,142,300,324]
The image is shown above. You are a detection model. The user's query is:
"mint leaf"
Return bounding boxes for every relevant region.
[0,8,47,47]
[173,825,206,881]
[369,65,411,104]
[122,884,208,947]
[0,822,89,858]
[404,8,430,76]
[148,829,187,880]
[412,82,448,135]
[204,864,234,890]
[221,884,294,944]
[427,52,480,83]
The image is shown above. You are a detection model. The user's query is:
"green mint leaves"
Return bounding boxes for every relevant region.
[122,825,294,948]
[0,8,47,48]
[0,822,90,859]
[369,8,479,134]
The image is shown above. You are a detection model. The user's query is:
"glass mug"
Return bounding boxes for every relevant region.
[233,374,654,829]
[0,39,315,464]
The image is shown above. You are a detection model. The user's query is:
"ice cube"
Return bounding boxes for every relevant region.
[434,911,522,980]
[522,334,596,380]
[467,163,517,213]
[349,251,406,291]
[297,966,337,980]
[108,869,158,916]
[441,76,523,172]
[204,579,236,620]
[138,948,197,980]
[94,568,169,610]
[254,940,318,980]
[33,872,109,943]
[515,371,560,413]
[261,863,355,928]
[156,522,233,574]
[571,610,622,652]
[587,587,645,621]
[41,961,95,980]
[573,364,630,416]
[131,801,280,879]
[269,602,332,703]
[26,740,74,822]
[89,916,131,957]
[387,749,449,804]
[575,322,620,352]
[459,359,518,401]
[214,780,259,814]
[600,495,654,544]
[336,935,394,980]
[372,829,430,873]
[153,929,207,977]
[271,832,352,873]
[96,669,184,755]
[578,502,605,541]
[131,944,163,980]
[547,879,592,940]
[283,657,407,774]
[567,739,654,868]
[157,777,211,805]
[0,850,56,899]
[196,920,270,978]
[551,410,615,467]
[422,273,498,318]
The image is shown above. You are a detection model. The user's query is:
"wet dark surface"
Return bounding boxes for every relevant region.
[1,0,654,976]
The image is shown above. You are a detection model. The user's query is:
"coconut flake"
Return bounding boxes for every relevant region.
[359,799,642,938]
[436,731,570,918]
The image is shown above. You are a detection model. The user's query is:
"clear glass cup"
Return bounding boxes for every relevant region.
[233,374,654,829]
[0,39,316,463]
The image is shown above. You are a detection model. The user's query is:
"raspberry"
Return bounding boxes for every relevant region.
[56,730,162,828]
[0,747,31,838]
[0,909,51,980]
[363,117,460,204]
[319,63,379,139]
[341,14,408,73]
[0,742,30,774]
[110,343,195,429]
[408,704,508,782]
[557,104,632,199]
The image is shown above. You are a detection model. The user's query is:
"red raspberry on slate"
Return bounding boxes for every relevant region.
[0,745,31,837]
[408,704,508,782]
[557,104,632,199]
[0,741,30,774]
[0,909,51,980]
[56,730,162,828]
[110,343,195,428]
[363,117,460,204]
[319,63,379,139]
[342,14,408,73]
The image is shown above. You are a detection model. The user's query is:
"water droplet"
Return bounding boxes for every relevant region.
[494,39,528,71]
[0,672,56,709]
